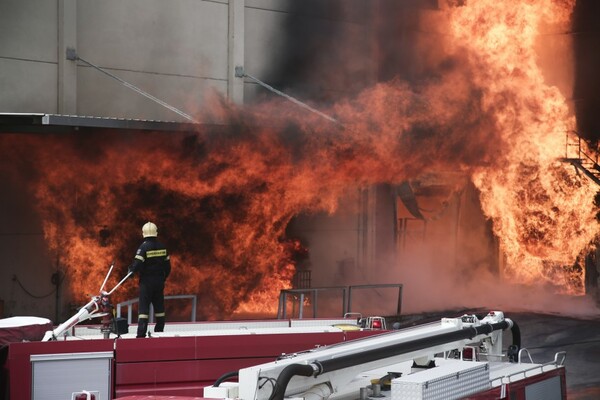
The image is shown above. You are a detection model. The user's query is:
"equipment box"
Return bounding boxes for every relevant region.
[391,360,490,400]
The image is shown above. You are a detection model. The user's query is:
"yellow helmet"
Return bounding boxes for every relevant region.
[142,221,158,238]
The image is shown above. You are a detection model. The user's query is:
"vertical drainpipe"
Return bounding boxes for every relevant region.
[58,0,77,115]
[228,0,245,105]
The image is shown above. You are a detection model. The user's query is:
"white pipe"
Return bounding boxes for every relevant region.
[106,271,133,295]
[99,263,114,293]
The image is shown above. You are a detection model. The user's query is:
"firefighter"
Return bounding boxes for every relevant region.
[128,221,171,338]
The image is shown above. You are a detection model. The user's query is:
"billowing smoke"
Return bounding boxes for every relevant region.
[1,0,598,320]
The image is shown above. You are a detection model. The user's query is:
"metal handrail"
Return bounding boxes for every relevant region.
[116,294,197,324]
[278,287,348,319]
[553,351,567,366]
[566,130,598,165]
[277,283,403,319]
[563,130,600,186]
[348,284,403,316]
[491,351,567,387]
[517,348,534,364]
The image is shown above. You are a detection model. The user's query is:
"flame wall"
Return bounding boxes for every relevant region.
[1,0,599,320]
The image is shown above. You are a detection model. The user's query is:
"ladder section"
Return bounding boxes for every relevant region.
[562,130,600,186]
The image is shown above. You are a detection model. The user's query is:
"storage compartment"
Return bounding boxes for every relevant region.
[391,360,490,400]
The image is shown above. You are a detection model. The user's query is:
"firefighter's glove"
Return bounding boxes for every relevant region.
[128,265,135,274]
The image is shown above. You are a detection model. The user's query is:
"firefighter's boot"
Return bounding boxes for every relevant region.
[155,316,165,333]
[136,318,149,338]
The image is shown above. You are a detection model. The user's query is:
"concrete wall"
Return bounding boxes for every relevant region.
[0,0,375,121]
[0,0,59,114]
[75,0,231,120]
[0,0,236,121]
[0,174,59,321]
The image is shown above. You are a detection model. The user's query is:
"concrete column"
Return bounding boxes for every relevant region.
[58,0,77,114]
[228,0,245,105]
[357,186,377,271]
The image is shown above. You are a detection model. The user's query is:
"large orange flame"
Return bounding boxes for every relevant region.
[0,0,597,320]
[446,0,597,293]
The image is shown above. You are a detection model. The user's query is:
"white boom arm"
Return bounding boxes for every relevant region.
[234,311,513,400]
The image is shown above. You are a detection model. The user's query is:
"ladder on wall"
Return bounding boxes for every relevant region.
[562,130,600,185]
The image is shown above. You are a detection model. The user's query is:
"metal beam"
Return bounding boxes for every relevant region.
[0,113,206,134]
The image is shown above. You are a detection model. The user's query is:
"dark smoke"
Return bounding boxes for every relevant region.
[572,0,600,143]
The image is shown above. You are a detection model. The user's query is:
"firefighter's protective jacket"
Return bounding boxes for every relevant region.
[129,237,171,281]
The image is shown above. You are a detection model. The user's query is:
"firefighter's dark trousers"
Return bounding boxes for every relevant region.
[137,278,166,338]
